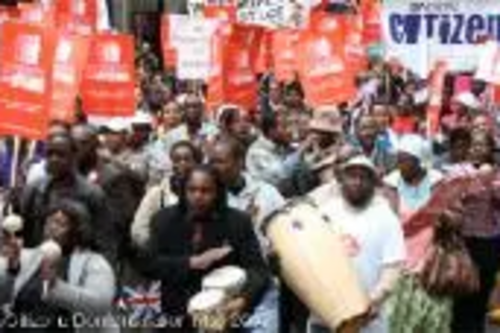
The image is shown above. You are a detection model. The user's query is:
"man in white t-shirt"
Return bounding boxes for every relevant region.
[307,155,406,333]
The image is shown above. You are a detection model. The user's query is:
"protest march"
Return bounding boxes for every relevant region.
[2,0,500,332]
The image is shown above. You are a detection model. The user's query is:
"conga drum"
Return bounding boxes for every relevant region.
[262,199,369,331]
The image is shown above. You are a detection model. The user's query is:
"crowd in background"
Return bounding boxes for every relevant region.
[0,31,500,333]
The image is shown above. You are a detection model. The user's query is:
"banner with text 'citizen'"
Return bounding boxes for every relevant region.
[382,0,500,77]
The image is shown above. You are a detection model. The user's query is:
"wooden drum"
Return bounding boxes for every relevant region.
[262,199,369,331]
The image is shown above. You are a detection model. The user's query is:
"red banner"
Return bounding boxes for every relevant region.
[55,0,97,35]
[208,25,258,111]
[272,29,300,83]
[298,14,356,107]
[51,33,90,122]
[160,15,177,68]
[0,22,56,140]
[18,3,54,26]
[80,33,135,117]
[360,0,382,45]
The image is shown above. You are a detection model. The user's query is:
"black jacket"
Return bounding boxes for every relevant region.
[137,204,271,320]
[20,173,110,255]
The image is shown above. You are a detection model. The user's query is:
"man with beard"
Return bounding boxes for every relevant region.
[307,155,405,333]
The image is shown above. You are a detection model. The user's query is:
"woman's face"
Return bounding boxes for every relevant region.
[469,133,493,165]
[186,171,217,216]
[472,115,491,134]
[44,211,72,249]
[162,102,182,129]
[171,146,197,178]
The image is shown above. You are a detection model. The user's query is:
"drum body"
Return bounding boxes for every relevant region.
[188,289,227,332]
[263,200,369,330]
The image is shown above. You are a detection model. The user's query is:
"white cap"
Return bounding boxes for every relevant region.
[131,112,153,126]
[342,155,377,174]
[397,134,428,161]
[453,92,481,109]
[104,117,131,133]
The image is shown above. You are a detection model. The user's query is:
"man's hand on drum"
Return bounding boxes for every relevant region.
[189,246,233,270]
[223,297,247,323]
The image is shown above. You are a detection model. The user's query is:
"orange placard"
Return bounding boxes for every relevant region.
[55,0,97,35]
[160,15,177,68]
[298,18,355,107]
[207,25,258,111]
[51,33,90,122]
[0,22,56,140]
[80,33,135,117]
[272,29,301,83]
[255,30,272,74]
[18,3,55,26]
[0,5,19,23]
[360,0,382,45]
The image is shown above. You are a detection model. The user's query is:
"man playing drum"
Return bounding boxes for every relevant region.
[308,155,406,333]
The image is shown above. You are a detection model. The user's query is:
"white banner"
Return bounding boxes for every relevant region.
[382,0,500,77]
[168,15,218,80]
[236,0,312,29]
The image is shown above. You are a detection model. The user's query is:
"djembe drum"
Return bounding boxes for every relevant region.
[189,266,248,332]
[262,199,369,332]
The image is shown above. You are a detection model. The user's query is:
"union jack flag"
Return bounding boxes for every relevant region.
[115,281,162,323]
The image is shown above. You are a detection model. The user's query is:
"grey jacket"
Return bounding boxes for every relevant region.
[0,248,119,333]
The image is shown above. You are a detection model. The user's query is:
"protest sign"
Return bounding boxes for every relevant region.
[51,33,90,122]
[208,25,258,110]
[18,3,54,26]
[475,41,500,85]
[80,34,135,116]
[236,0,311,29]
[298,14,355,106]
[360,0,382,45]
[382,0,500,77]
[166,14,219,80]
[55,0,97,35]
[160,15,177,68]
[271,29,300,82]
[0,22,56,140]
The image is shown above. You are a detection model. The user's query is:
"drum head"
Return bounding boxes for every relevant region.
[202,266,247,291]
[188,290,226,313]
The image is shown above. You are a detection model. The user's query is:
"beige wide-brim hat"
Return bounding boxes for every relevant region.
[309,106,343,133]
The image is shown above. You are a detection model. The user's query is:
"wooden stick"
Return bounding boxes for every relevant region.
[8,136,21,215]
[26,140,37,166]
[9,136,21,190]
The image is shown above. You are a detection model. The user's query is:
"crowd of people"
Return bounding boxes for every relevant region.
[0,38,500,333]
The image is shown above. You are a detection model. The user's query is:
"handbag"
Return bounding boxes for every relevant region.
[419,209,480,297]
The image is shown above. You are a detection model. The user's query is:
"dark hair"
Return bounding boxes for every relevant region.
[260,112,279,137]
[169,140,203,164]
[179,164,228,214]
[214,136,246,162]
[47,133,77,154]
[46,199,94,249]
[448,127,471,147]
[284,81,304,98]
[218,107,241,130]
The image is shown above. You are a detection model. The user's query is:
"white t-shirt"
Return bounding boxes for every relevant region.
[308,184,406,333]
